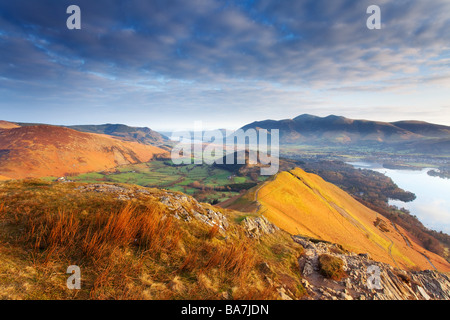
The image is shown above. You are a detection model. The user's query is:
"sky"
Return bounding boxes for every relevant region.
[0,0,449,131]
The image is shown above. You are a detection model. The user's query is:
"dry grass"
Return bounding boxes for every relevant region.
[0,180,306,300]
[20,203,180,264]
[0,202,6,217]
[207,224,220,239]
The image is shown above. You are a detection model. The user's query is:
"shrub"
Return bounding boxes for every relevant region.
[318,254,346,280]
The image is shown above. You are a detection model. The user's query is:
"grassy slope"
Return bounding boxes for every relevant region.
[0,180,304,300]
[255,168,450,272]
[0,125,168,180]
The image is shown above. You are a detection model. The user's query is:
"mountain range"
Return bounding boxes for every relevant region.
[240,114,450,152]
[2,113,449,179]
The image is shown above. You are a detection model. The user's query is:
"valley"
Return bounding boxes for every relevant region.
[53,160,268,205]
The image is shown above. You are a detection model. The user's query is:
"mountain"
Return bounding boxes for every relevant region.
[0,124,168,179]
[392,120,450,138]
[228,168,450,272]
[240,114,450,148]
[66,123,169,147]
[0,120,20,129]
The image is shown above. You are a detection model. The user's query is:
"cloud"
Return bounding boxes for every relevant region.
[0,0,449,128]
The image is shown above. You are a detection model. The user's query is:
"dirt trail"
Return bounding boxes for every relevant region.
[391,222,412,248]
[390,222,436,270]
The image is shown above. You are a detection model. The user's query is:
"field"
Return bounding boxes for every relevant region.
[51,160,267,204]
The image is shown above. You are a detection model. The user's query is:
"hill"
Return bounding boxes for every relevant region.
[0,179,304,300]
[240,114,450,152]
[392,120,450,138]
[0,124,168,179]
[229,168,450,272]
[0,179,448,300]
[0,121,20,129]
[66,123,169,148]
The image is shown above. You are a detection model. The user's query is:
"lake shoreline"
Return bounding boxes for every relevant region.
[346,161,450,234]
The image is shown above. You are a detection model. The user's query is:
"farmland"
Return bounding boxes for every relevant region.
[55,160,267,204]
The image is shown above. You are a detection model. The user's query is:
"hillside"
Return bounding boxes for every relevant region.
[240,114,450,150]
[0,179,448,300]
[67,123,169,148]
[0,124,168,179]
[0,121,20,129]
[0,179,304,300]
[232,168,450,273]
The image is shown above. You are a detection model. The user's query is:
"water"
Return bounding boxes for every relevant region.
[347,161,450,234]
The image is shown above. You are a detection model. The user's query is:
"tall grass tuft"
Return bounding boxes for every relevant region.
[19,203,180,264]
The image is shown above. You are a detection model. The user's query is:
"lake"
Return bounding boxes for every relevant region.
[347,161,450,234]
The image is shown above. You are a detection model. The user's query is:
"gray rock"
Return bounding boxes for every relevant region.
[302,261,315,277]
[242,216,279,238]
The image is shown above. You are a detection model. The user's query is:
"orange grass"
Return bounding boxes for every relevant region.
[19,203,181,265]
[0,180,306,300]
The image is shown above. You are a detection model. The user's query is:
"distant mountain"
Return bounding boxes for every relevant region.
[0,124,167,179]
[392,121,450,138]
[240,114,450,150]
[402,137,450,155]
[160,129,229,142]
[0,121,20,129]
[67,123,169,148]
[214,149,301,176]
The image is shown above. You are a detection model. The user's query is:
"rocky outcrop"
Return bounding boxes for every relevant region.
[159,193,229,231]
[77,183,137,198]
[77,183,229,232]
[242,216,279,238]
[294,236,450,300]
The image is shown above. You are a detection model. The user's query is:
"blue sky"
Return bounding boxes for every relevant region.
[0,0,449,131]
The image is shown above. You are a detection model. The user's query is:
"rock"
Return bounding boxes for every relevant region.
[160,193,229,231]
[417,286,431,300]
[301,279,310,289]
[344,278,352,288]
[340,292,353,300]
[221,291,230,300]
[295,237,450,300]
[277,288,293,300]
[242,216,279,238]
[302,261,315,277]
[117,194,130,201]
[265,276,274,286]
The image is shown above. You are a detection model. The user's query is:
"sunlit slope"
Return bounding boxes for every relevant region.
[0,125,168,179]
[257,168,450,272]
[0,121,20,129]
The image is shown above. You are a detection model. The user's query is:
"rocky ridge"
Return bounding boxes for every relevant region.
[76,183,229,232]
[294,236,450,300]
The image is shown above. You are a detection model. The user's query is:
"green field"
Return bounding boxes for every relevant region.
[58,160,266,204]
